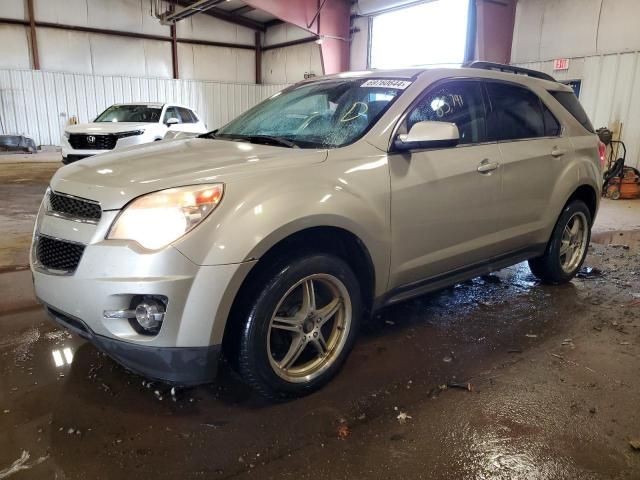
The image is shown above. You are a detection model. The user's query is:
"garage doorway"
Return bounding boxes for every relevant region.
[369,0,470,69]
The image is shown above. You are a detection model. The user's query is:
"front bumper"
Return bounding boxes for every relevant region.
[44,303,221,385]
[31,199,255,384]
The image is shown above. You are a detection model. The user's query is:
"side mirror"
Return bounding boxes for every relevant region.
[165,117,179,126]
[394,121,460,151]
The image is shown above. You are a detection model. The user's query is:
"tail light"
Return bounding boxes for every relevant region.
[598,141,607,169]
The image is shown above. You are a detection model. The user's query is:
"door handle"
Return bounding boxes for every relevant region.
[551,147,567,158]
[477,160,499,174]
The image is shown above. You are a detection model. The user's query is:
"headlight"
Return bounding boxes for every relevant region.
[64,131,70,139]
[107,184,224,250]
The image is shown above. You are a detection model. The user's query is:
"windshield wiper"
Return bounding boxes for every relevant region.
[243,135,299,148]
[200,132,299,148]
[199,129,219,139]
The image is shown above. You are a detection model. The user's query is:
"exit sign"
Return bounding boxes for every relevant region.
[554,58,570,71]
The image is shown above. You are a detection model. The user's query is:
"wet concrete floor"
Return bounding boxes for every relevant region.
[1,163,640,479]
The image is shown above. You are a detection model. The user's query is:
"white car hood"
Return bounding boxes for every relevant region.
[51,138,328,210]
[65,122,153,134]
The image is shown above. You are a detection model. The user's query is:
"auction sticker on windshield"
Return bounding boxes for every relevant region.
[360,79,412,89]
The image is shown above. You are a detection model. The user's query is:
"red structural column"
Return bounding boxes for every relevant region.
[474,0,516,64]
[242,0,350,74]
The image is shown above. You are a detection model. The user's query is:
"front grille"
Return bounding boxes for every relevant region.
[68,134,118,150]
[36,236,85,274]
[48,191,101,222]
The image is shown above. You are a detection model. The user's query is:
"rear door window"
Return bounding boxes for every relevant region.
[407,80,487,145]
[178,107,196,123]
[485,83,542,140]
[550,91,594,133]
[485,82,559,141]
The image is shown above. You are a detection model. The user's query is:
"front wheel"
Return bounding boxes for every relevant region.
[528,199,592,284]
[238,253,362,399]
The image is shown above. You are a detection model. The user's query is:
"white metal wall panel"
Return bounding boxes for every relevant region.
[34,0,88,26]
[264,23,315,46]
[262,44,323,84]
[2,0,26,20]
[510,0,544,64]
[176,11,254,45]
[538,0,600,61]
[513,0,640,63]
[515,52,640,168]
[90,34,147,77]
[37,28,93,74]
[598,0,640,55]
[0,25,31,70]
[144,40,173,79]
[0,68,289,146]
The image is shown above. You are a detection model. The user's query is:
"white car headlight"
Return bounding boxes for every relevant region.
[64,131,70,139]
[107,184,224,250]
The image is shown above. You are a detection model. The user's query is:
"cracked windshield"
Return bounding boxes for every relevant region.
[214,78,410,148]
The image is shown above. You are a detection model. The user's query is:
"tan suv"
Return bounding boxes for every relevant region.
[31,62,601,398]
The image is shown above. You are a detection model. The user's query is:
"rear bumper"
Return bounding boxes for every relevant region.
[44,303,221,385]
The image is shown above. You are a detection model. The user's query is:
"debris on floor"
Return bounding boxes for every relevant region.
[630,439,640,451]
[577,266,604,279]
[337,424,351,439]
[447,382,474,392]
[0,451,48,479]
[396,412,412,424]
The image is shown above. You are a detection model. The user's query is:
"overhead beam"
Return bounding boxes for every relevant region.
[0,18,254,50]
[262,36,318,51]
[230,5,256,16]
[173,0,266,31]
[160,0,226,24]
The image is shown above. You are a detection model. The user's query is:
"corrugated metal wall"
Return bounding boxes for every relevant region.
[0,68,289,146]
[515,53,640,169]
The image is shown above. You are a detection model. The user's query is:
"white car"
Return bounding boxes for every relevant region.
[61,102,207,164]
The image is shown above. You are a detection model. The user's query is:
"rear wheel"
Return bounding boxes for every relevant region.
[528,200,591,284]
[238,253,361,399]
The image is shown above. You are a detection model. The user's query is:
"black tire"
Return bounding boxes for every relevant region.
[238,253,362,399]
[528,199,592,284]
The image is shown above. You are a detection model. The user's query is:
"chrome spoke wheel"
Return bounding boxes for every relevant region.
[267,274,351,383]
[559,212,588,273]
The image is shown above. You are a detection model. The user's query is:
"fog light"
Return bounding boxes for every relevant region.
[135,302,164,330]
[103,295,167,336]
[135,298,164,332]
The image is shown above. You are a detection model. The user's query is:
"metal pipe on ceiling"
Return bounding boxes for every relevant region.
[159,0,226,25]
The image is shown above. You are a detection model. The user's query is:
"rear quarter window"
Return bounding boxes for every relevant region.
[550,91,594,133]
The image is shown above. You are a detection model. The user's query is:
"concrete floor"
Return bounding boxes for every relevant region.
[1,161,640,479]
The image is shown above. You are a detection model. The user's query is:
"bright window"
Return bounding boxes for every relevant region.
[370,0,470,69]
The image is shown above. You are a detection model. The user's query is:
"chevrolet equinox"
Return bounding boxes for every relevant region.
[31,62,601,398]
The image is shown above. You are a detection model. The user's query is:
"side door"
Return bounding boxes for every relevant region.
[162,106,183,132]
[389,79,504,289]
[175,107,202,133]
[484,81,571,250]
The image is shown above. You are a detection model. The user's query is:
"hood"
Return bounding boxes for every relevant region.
[51,138,328,210]
[65,122,153,134]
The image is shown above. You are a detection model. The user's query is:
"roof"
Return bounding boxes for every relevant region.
[113,102,165,107]
[305,64,570,91]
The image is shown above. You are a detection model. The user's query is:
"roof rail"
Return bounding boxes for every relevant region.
[464,61,557,83]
